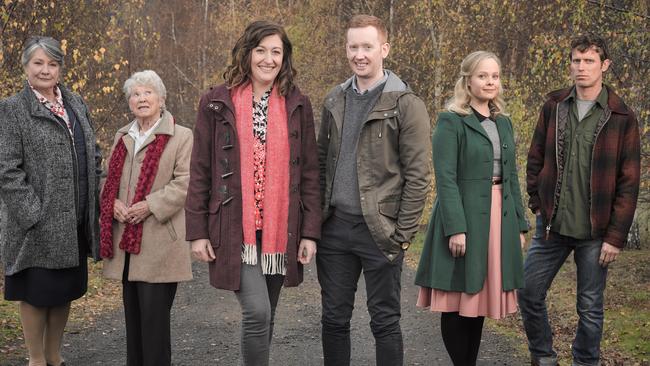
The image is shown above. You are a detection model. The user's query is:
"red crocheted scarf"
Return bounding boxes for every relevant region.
[99,124,172,258]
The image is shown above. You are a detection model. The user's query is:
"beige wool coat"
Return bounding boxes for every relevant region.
[102,111,193,283]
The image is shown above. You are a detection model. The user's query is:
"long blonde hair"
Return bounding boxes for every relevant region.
[447,51,507,116]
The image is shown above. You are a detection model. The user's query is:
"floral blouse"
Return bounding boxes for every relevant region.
[29,82,73,135]
[252,89,271,230]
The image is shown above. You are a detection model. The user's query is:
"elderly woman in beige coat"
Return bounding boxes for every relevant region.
[100,70,192,366]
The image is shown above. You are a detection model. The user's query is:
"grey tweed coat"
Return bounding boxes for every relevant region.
[0,82,102,275]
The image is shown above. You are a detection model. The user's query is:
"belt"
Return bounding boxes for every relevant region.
[492,178,503,185]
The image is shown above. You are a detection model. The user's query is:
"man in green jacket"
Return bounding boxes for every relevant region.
[316,14,431,366]
[519,34,641,366]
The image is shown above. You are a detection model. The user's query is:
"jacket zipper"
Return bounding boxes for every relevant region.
[546,103,561,240]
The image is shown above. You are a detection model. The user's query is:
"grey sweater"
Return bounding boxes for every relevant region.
[330,81,385,215]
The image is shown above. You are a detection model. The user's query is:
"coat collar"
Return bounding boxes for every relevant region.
[547,84,629,115]
[460,112,489,140]
[118,110,174,136]
[326,70,410,112]
[460,112,510,143]
[118,110,175,156]
[207,83,304,120]
[21,80,87,125]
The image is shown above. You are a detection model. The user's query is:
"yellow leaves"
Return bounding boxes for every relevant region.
[102,86,114,94]
[113,63,120,71]
[60,39,68,53]
[72,48,80,63]
[93,48,107,63]
[71,79,86,92]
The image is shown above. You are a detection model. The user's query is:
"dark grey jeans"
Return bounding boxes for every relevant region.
[518,215,608,366]
[317,210,404,366]
[234,233,284,366]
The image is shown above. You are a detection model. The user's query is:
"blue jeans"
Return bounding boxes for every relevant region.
[518,215,608,366]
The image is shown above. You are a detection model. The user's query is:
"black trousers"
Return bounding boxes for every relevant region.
[122,254,178,366]
[317,210,404,366]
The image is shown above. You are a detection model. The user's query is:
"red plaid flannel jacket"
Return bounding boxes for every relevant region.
[526,85,641,248]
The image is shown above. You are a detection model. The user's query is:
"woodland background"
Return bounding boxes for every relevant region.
[1,0,649,363]
[1,0,648,221]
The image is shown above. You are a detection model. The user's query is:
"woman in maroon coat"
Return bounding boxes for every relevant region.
[185,20,321,365]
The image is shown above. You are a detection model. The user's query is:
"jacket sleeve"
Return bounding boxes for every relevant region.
[432,114,466,237]
[604,112,641,247]
[299,97,322,240]
[185,94,213,241]
[507,117,529,232]
[0,100,42,230]
[526,101,551,214]
[392,95,432,244]
[147,128,193,223]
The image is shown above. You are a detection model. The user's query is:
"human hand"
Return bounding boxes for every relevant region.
[127,201,151,224]
[520,233,527,250]
[113,199,129,223]
[297,238,317,265]
[599,242,620,267]
[448,233,466,257]
[191,239,216,262]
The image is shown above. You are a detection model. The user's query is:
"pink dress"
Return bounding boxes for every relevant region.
[416,184,518,319]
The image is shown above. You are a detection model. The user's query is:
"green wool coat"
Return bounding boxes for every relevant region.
[415,111,528,294]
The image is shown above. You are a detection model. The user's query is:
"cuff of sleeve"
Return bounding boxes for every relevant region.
[185,211,209,241]
[603,232,625,249]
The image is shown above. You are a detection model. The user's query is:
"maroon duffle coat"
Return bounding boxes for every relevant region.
[185,83,321,290]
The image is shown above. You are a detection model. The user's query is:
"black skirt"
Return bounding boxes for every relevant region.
[4,229,88,307]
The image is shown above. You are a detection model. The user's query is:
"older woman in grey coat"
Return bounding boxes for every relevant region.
[0,36,102,366]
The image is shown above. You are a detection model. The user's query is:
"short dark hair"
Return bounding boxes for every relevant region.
[570,34,609,61]
[347,15,388,43]
[223,20,295,96]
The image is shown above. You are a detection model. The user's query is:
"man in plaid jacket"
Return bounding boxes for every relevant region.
[518,34,641,366]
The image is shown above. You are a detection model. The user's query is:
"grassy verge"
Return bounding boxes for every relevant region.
[407,235,650,365]
[0,260,121,363]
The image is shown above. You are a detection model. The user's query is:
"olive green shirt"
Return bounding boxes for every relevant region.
[552,87,608,239]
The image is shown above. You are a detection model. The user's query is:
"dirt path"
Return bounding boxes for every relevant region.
[5,261,526,365]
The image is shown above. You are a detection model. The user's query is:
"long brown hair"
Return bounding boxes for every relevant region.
[223,20,296,96]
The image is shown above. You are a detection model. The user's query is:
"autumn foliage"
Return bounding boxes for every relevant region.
[0,0,647,217]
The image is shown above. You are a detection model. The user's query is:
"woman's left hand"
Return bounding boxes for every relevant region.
[127,201,151,224]
[520,233,527,250]
[297,238,317,265]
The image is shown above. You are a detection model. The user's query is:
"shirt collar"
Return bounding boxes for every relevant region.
[565,84,608,109]
[28,80,64,106]
[351,71,388,95]
[128,118,162,138]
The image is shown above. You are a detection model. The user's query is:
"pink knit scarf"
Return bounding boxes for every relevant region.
[232,84,289,275]
[99,125,171,258]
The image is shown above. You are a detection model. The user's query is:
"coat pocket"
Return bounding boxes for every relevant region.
[166,220,178,242]
[208,200,222,248]
[378,199,400,220]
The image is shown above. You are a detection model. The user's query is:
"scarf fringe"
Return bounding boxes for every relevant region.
[262,252,286,276]
[241,243,287,276]
[241,243,258,265]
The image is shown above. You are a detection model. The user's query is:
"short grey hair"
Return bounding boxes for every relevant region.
[123,70,167,103]
[21,36,65,68]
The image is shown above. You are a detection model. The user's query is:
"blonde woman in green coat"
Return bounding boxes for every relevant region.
[415,51,528,365]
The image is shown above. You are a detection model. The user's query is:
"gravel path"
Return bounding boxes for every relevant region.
[4,261,526,365]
